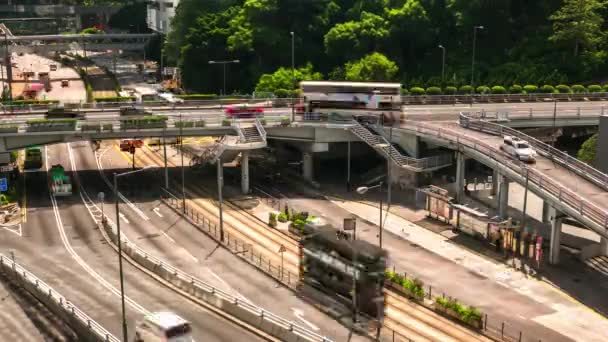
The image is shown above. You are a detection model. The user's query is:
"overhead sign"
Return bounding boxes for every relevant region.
[0,178,7,192]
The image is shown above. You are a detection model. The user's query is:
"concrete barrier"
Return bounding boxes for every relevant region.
[0,254,119,342]
[99,220,331,342]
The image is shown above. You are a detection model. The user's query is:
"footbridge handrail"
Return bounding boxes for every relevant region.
[255,117,267,142]
[460,112,608,191]
[399,120,608,237]
[0,254,120,342]
[349,120,452,172]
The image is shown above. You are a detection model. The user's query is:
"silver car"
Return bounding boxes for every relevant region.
[500,136,536,163]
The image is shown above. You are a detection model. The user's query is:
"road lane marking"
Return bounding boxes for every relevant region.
[54,144,149,314]
[119,212,130,224]
[94,146,150,221]
[206,268,253,304]
[153,207,163,218]
[185,251,198,263]
[161,231,175,243]
[1,224,22,237]
[291,308,320,331]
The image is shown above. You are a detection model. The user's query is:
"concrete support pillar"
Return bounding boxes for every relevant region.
[241,151,250,194]
[542,201,551,224]
[600,237,608,256]
[455,152,465,203]
[490,169,499,196]
[498,175,509,220]
[549,207,563,265]
[303,152,314,181]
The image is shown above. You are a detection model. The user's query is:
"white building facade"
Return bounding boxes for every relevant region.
[146,0,179,34]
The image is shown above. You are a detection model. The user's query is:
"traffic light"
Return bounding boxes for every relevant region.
[129,145,136,154]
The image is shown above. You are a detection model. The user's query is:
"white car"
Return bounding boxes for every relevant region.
[500,136,536,163]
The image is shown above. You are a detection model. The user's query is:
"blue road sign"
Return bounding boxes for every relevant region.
[0,178,7,192]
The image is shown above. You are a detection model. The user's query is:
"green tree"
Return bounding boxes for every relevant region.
[577,134,598,164]
[255,63,323,92]
[324,11,389,62]
[345,52,398,81]
[549,0,606,57]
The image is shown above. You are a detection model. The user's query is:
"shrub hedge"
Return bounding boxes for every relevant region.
[444,86,457,94]
[435,297,482,325]
[2,99,60,105]
[540,84,555,93]
[572,84,586,93]
[509,84,523,94]
[476,85,490,94]
[523,85,538,93]
[491,85,506,94]
[95,96,135,102]
[458,85,473,94]
[176,94,218,100]
[409,87,425,95]
[556,84,571,93]
[588,84,602,93]
[426,86,442,95]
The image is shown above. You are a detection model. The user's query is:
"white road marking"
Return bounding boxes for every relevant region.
[0,224,22,237]
[207,268,252,304]
[153,207,163,218]
[292,308,320,331]
[119,213,130,224]
[185,251,199,263]
[161,231,175,243]
[55,144,149,314]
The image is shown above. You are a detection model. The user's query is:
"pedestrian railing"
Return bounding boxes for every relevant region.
[386,266,542,342]
[460,112,608,191]
[0,254,120,342]
[401,92,608,105]
[102,191,329,342]
[398,119,608,237]
[160,188,299,288]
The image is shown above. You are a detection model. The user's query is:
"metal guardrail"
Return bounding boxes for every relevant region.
[399,120,608,237]
[401,92,608,105]
[0,254,120,342]
[348,120,452,172]
[461,112,608,191]
[100,194,328,342]
[255,117,268,142]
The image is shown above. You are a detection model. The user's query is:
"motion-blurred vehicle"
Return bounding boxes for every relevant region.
[49,164,72,196]
[119,105,147,116]
[134,311,193,342]
[224,104,264,118]
[120,139,144,151]
[501,136,536,163]
[46,107,83,119]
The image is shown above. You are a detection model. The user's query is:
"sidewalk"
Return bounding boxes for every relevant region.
[324,194,608,342]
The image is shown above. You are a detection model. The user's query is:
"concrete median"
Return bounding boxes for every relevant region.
[0,254,120,342]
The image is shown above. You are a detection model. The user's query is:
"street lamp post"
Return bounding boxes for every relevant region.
[438,44,446,85]
[290,31,295,121]
[208,60,240,96]
[113,165,157,342]
[356,183,384,248]
[179,113,186,213]
[470,25,484,87]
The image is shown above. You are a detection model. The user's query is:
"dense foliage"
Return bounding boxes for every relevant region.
[165,0,608,94]
[577,134,598,164]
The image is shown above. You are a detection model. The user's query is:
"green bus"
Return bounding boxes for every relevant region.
[24,147,43,169]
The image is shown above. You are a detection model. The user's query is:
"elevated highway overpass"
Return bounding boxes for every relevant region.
[0,107,606,262]
[4,33,155,53]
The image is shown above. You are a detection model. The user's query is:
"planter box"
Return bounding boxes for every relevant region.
[122,122,166,130]
[434,304,483,330]
[27,123,76,132]
[385,280,424,302]
[0,127,18,133]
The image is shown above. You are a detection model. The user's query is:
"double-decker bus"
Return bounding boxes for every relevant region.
[299,81,402,124]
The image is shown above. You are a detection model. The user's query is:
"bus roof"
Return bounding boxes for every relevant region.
[144,311,189,330]
[300,81,401,89]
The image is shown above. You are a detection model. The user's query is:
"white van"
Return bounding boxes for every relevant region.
[134,312,193,342]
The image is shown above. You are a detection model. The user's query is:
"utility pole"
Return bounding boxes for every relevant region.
[290,31,295,121]
[438,45,446,85]
[470,26,484,87]
[179,113,185,213]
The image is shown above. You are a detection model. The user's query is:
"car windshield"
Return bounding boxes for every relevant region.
[516,143,529,149]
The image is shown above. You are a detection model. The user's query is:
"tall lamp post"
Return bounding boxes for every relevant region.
[113,165,157,342]
[438,44,446,85]
[470,25,484,87]
[208,59,240,96]
[356,183,385,248]
[290,31,295,121]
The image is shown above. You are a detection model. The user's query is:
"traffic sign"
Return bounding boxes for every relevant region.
[278,245,286,253]
[0,178,7,192]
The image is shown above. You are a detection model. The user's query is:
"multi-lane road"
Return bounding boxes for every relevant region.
[0,143,272,341]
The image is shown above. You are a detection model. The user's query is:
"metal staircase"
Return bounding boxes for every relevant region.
[349,121,452,172]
